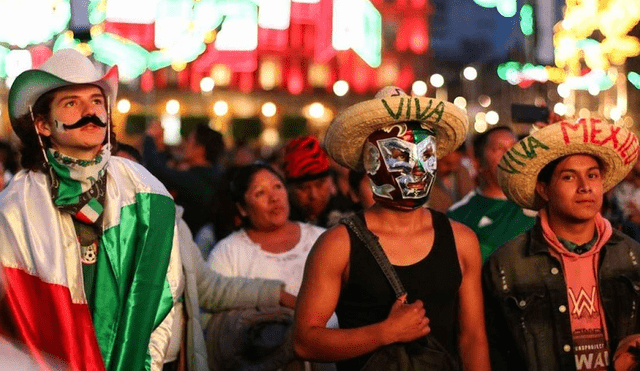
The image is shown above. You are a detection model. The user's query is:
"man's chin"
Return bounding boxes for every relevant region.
[375,198,428,211]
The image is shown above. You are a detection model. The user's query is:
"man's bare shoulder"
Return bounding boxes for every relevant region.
[314,223,350,252]
[448,218,478,241]
[448,218,481,259]
[305,223,351,279]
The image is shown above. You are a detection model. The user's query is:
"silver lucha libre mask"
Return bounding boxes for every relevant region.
[363,121,437,210]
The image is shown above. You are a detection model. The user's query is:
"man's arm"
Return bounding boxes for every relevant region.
[293,226,430,362]
[451,221,491,371]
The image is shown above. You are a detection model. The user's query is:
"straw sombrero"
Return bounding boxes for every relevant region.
[324,86,468,171]
[497,118,639,210]
[8,48,118,133]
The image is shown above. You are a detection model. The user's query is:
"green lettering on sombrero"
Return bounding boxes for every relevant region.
[382,98,404,119]
[381,97,444,123]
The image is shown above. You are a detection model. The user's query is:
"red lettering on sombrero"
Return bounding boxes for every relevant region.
[560,119,639,165]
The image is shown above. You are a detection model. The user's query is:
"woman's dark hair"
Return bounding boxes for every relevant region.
[229,162,286,206]
[537,155,604,184]
[14,87,117,172]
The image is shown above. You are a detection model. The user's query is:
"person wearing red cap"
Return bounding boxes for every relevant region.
[283,135,355,228]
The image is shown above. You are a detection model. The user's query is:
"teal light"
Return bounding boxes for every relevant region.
[474,0,516,17]
[89,33,149,81]
[52,33,80,52]
[520,4,534,36]
[497,61,521,80]
[88,0,106,24]
[497,0,517,17]
[629,72,640,89]
[0,45,10,78]
[474,0,497,8]
[0,0,71,47]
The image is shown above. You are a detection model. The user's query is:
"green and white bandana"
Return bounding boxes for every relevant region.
[46,144,111,225]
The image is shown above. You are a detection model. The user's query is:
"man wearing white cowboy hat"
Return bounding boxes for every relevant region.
[293,86,490,371]
[0,48,181,371]
[482,117,640,371]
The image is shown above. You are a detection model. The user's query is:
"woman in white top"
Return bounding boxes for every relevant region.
[207,162,325,297]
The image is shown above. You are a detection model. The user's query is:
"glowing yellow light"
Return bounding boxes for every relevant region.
[578,108,591,118]
[200,77,214,92]
[474,120,487,133]
[309,102,325,119]
[486,111,499,125]
[624,116,634,128]
[213,100,228,116]
[259,59,281,91]
[212,64,231,87]
[554,103,567,116]
[333,80,349,96]
[166,99,180,115]
[557,83,571,98]
[475,112,486,122]
[171,61,187,72]
[261,102,277,117]
[610,107,622,121]
[411,81,428,96]
[453,96,467,110]
[117,99,131,114]
[430,74,445,88]
[261,128,280,147]
[463,67,477,81]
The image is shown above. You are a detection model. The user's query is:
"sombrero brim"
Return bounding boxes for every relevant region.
[324,95,468,171]
[497,119,639,210]
[8,65,118,130]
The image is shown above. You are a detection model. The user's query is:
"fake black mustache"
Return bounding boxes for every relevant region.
[61,115,107,130]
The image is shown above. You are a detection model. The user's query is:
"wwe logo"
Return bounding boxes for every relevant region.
[568,287,598,318]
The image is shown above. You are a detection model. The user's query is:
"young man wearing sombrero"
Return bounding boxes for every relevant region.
[293,87,491,370]
[482,118,640,371]
[0,49,181,370]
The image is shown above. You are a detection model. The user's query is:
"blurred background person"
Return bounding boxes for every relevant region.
[428,143,475,212]
[114,142,143,163]
[347,169,376,213]
[143,120,226,235]
[448,126,536,261]
[283,135,354,228]
[0,140,19,190]
[611,157,640,228]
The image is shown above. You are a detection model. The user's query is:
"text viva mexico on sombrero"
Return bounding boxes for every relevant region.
[499,119,639,175]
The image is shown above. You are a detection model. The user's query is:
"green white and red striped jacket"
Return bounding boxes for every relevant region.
[0,157,180,371]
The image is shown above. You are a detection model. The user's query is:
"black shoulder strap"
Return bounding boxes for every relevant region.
[340,214,406,300]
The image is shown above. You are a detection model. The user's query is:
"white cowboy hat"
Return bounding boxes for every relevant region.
[497,118,639,210]
[8,48,118,129]
[324,86,469,171]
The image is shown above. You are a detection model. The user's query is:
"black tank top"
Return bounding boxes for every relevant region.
[335,209,462,371]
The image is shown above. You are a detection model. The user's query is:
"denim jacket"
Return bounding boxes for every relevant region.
[482,220,640,371]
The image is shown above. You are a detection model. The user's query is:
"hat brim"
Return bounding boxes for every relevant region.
[324,95,468,170]
[8,65,118,128]
[497,119,639,210]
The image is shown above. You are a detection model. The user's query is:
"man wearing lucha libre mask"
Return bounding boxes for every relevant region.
[293,87,490,370]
